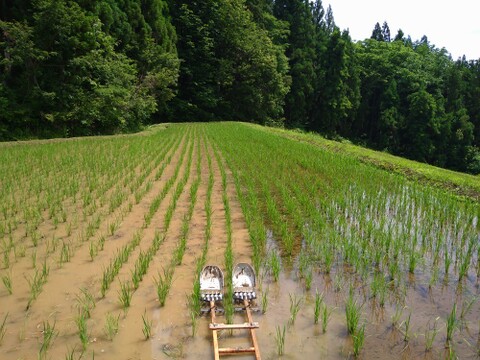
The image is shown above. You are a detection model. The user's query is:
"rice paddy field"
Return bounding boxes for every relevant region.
[0,122,479,359]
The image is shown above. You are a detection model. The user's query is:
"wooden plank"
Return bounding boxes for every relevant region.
[218,347,256,354]
[209,322,259,330]
[244,299,261,360]
[210,301,220,360]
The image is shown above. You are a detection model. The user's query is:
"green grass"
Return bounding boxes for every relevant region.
[259,124,480,201]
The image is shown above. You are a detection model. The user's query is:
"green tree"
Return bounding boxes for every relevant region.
[273,0,317,128]
[170,0,289,123]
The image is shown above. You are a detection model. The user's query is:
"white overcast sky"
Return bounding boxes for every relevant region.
[325,0,480,60]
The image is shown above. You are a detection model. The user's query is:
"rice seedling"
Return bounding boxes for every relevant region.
[64,345,81,360]
[275,324,286,356]
[25,268,47,309]
[14,244,26,259]
[75,311,88,350]
[352,323,366,357]
[97,235,105,251]
[59,241,71,265]
[118,280,133,312]
[459,296,476,323]
[76,288,95,319]
[288,293,302,326]
[89,241,97,261]
[154,267,174,307]
[425,317,439,352]
[39,320,57,359]
[141,309,152,340]
[345,292,362,335]
[0,313,7,345]
[391,305,404,328]
[402,312,412,342]
[261,288,269,314]
[446,303,457,346]
[304,267,313,291]
[104,313,120,341]
[321,303,333,333]
[269,251,281,282]
[108,220,119,236]
[2,273,12,295]
[314,291,323,325]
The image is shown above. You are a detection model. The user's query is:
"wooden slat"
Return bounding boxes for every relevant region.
[244,299,262,360]
[218,347,256,354]
[210,301,220,360]
[209,322,259,330]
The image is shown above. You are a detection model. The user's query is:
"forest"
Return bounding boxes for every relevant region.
[1,0,480,173]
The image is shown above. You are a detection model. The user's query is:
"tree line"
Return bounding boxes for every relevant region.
[1,0,479,173]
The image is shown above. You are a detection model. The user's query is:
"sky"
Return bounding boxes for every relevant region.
[325,0,480,60]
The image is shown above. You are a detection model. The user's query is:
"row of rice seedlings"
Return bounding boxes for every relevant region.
[189,135,214,336]
[144,134,197,309]
[208,134,270,279]
[100,231,142,297]
[143,134,190,227]
[211,143,235,324]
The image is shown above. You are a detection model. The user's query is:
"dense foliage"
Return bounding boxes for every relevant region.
[1,0,480,173]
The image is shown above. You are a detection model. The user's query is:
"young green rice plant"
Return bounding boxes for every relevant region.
[59,241,71,265]
[25,269,46,309]
[345,292,362,335]
[321,303,333,333]
[66,222,72,237]
[31,249,37,269]
[304,267,313,291]
[0,313,7,345]
[2,273,12,295]
[154,267,174,307]
[2,246,10,269]
[459,296,476,324]
[31,231,39,248]
[275,324,286,356]
[108,220,119,236]
[104,313,120,341]
[352,323,366,357]
[314,291,324,325]
[39,320,57,359]
[97,235,105,251]
[89,241,97,261]
[261,288,269,314]
[333,272,344,292]
[75,311,88,351]
[141,309,152,340]
[14,244,26,259]
[269,251,281,282]
[402,312,412,342]
[425,317,439,352]
[446,303,457,346]
[186,295,199,337]
[118,280,133,313]
[64,345,80,360]
[288,293,302,326]
[76,288,95,319]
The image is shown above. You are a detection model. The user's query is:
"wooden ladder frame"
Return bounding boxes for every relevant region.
[209,299,261,360]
